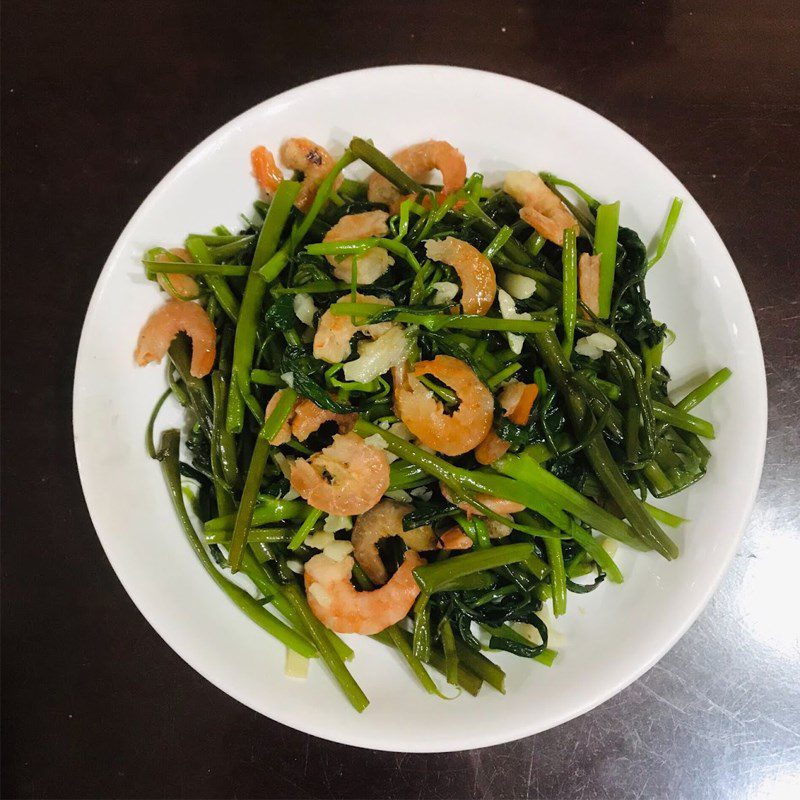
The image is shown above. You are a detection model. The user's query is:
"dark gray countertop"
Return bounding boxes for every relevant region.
[2,1,799,797]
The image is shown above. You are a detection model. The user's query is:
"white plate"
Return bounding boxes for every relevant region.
[73,65,767,752]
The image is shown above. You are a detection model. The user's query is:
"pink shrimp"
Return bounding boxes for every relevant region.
[367,140,467,214]
[440,483,525,517]
[393,356,493,456]
[438,526,473,550]
[154,248,200,300]
[265,394,357,446]
[289,432,390,516]
[134,299,216,378]
[304,551,424,635]
[251,146,284,195]
[351,499,436,585]
[322,211,393,284]
[424,237,497,316]
[438,519,513,550]
[474,381,539,465]
[579,252,601,316]
[503,171,579,246]
[280,137,342,213]
[290,397,357,441]
[313,293,395,364]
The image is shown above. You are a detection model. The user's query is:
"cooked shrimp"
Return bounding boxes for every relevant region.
[351,499,436,585]
[290,397,357,441]
[438,518,512,550]
[304,551,424,635]
[280,137,342,213]
[438,525,473,550]
[473,430,509,466]
[264,394,356,446]
[503,171,579,246]
[155,249,200,300]
[440,483,525,517]
[393,355,493,456]
[424,237,496,316]
[289,432,390,516]
[579,252,601,316]
[135,299,216,378]
[250,145,284,195]
[498,381,527,421]
[474,381,539,465]
[367,140,467,214]
[323,211,393,284]
[313,293,395,364]
[264,390,293,445]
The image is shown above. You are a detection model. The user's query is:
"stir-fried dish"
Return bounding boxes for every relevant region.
[136,136,731,710]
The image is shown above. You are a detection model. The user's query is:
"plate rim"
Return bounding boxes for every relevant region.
[72,64,768,752]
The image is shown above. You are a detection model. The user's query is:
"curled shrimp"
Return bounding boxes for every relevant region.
[304,551,424,635]
[474,381,539,464]
[155,248,200,300]
[440,483,525,517]
[438,519,513,550]
[424,237,496,316]
[393,355,493,456]
[351,499,436,585]
[367,140,467,214]
[265,394,356,446]
[280,137,342,213]
[323,211,393,284]
[250,145,284,195]
[135,299,216,378]
[579,252,601,316]
[313,293,395,364]
[438,525,473,550]
[289,432,390,516]
[290,397,357,441]
[503,171,579,246]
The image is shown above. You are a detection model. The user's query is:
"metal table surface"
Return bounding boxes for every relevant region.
[2,2,798,798]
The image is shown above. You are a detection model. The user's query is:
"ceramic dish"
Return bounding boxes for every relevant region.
[73,65,767,752]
